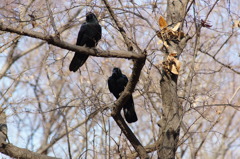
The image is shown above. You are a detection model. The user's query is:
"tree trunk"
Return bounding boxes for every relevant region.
[158,0,189,158]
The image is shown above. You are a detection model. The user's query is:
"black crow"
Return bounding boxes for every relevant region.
[69,12,102,72]
[108,68,138,123]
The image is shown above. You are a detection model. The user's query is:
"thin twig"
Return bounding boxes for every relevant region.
[45,0,60,37]
[102,0,135,51]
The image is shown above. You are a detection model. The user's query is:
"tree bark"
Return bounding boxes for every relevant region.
[157,0,189,159]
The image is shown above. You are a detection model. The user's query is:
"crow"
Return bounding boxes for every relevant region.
[69,12,102,72]
[108,68,138,123]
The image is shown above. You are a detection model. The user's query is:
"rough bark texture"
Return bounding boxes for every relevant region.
[158,0,189,159]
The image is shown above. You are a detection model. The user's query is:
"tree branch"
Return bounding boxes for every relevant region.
[0,23,144,60]
[111,54,149,158]
[0,143,60,159]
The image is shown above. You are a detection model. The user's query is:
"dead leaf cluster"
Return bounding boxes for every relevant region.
[162,53,181,75]
[157,16,182,75]
[156,16,185,47]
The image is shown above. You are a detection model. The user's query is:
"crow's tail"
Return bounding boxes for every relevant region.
[123,96,138,123]
[69,52,88,72]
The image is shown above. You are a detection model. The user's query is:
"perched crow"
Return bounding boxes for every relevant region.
[108,68,138,123]
[69,12,102,72]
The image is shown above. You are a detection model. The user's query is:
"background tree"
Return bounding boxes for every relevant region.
[0,0,240,158]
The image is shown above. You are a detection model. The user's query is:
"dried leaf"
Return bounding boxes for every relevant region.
[170,65,178,74]
[165,54,181,75]
[216,110,222,115]
[174,58,181,73]
[159,29,167,40]
[163,41,169,48]
[172,22,181,31]
[168,30,178,39]
[162,61,169,72]
[178,31,185,40]
[169,53,177,57]
[233,20,240,28]
[201,19,212,28]
[159,16,168,29]
[157,39,163,45]
[156,30,162,38]
[157,16,185,49]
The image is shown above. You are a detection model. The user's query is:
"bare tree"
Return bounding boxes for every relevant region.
[0,0,240,158]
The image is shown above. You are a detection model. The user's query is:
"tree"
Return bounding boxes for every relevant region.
[0,0,240,158]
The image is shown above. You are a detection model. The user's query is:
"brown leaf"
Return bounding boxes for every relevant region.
[163,41,169,49]
[159,16,168,29]
[157,39,163,45]
[201,19,212,28]
[169,53,177,57]
[174,58,181,74]
[172,22,181,31]
[156,30,162,38]
[166,54,181,75]
[178,31,185,40]
[233,20,240,28]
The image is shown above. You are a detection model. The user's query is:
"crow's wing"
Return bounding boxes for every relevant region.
[112,74,128,97]
[119,74,128,88]
[87,23,102,46]
[69,23,88,72]
[107,77,114,93]
[76,22,87,46]
[95,24,102,44]
[108,76,119,98]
